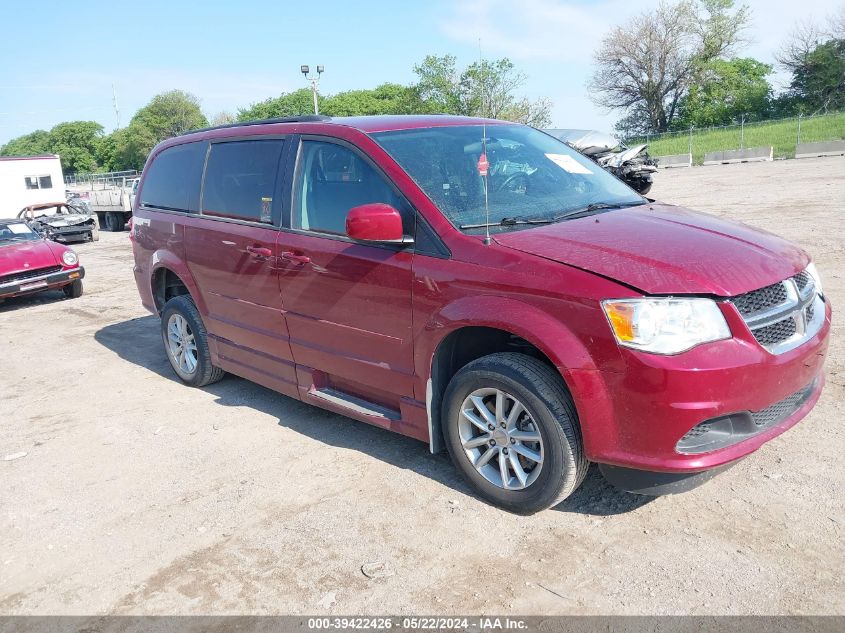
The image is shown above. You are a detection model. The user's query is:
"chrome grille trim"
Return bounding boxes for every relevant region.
[728,270,824,355]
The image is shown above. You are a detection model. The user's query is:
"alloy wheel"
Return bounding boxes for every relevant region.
[166,313,198,375]
[458,388,544,490]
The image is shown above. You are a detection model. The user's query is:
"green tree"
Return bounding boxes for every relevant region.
[237,88,322,120]
[412,55,552,126]
[210,111,236,126]
[48,121,103,173]
[788,39,845,113]
[130,90,208,139]
[592,0,751,134]
[672,58,772,129]
[323,83,427,116]
[413,55,465,113]
[117,90,208,170]
[0,129,51,156]
[1,122,103,173]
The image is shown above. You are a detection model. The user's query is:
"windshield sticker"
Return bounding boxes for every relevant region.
[261,197,272,223]
[477,153,490,176]
[7,223,32,234]
[545,153,593,175]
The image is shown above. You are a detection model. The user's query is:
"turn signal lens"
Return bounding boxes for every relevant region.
[604,302,637,341]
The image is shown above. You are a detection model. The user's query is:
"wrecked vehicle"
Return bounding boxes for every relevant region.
[18,202,99,244]
[0,219,84,301]
[545,129,657,195]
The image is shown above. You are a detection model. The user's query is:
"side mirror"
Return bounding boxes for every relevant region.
[346,203,407,244]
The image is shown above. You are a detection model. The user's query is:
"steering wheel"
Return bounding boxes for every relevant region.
[495,172,530,194]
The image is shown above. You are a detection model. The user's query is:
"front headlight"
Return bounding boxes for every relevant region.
[602,298,731,355]
[806,262,823,297]
[62,250,78,266]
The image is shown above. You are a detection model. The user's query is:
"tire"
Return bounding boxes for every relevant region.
[105,212,125,232]
[442,352,588,514]
[62,280,83,299]
[160,295,225,387]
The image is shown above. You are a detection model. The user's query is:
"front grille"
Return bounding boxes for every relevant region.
[679,422,711,442]
[676,379,817,454]
[731,281,787,316]
[793,271,811,291]
[728,270,822,354]
[752,316,797,346]
[0,265,62,286]
[751,382,815,428]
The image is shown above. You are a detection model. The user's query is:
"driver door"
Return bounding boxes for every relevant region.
[275,138,415,423]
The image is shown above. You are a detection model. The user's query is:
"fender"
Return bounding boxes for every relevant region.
[418,294,603,454]
[149,250,208,316]
[421,295,600,374]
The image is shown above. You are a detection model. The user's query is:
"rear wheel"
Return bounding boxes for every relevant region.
[62,280,83,299]
[442,352,588,514]
[160,295,225,387]
[105,212,125,232]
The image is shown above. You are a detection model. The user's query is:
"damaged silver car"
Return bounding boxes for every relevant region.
[18,202,100,244]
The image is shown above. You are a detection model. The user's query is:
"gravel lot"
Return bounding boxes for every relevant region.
[1,157,843,616]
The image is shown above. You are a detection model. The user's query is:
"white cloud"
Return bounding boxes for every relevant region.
[440,0,638,64]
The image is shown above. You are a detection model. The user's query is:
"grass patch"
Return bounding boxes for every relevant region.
[629,112,845,164]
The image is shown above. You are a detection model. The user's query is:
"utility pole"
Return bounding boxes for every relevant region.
[112,84,120,129]
[300,65,324,115]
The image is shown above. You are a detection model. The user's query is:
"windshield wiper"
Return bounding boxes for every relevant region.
[460,216,554,230]
[552,200,646,222]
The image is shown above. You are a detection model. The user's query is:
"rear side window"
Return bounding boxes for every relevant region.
[201,140,285,223]
[140,141,206,212]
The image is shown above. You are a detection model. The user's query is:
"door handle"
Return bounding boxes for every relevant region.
[280,251,311,265]
[246,245,273,258]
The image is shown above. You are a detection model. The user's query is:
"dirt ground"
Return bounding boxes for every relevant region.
[1,157,843,616]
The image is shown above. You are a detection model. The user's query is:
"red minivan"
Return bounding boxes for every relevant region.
[131,115,830,513]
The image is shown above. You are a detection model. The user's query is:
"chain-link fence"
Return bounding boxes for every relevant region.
[65,170,139,188]
[625,111,845,164]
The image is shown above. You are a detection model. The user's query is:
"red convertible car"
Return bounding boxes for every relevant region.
[0,219,85,301]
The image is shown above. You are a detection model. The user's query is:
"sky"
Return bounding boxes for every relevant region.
[0,0,842,145]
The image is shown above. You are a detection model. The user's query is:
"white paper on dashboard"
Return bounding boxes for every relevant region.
[545,153,593,175]
[7,223,32,235]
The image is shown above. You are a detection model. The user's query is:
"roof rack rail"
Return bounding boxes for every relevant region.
[183,115,332,135]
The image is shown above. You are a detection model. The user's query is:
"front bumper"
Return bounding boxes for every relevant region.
[45,225,94,243]
[0,266,85,299]
[567,296,831,476]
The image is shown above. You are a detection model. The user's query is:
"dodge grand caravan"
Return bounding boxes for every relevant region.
[131,115,830,513]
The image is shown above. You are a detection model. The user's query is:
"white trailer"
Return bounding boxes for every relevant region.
[0,155,65,217]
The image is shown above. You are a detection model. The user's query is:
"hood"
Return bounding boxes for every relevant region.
[609,144,648,166]
[0,239,60,275]
[34,213,92,226]
[494,203,808,296]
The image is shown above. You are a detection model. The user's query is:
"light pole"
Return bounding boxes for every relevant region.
[301,65,324,115]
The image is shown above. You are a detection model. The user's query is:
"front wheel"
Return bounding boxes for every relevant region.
[442,353,588,514]
[62,279,83,299]
[160,295,225,387]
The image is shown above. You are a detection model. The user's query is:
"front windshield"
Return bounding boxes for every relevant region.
[0,222,39,245]
[371,124,644,233]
